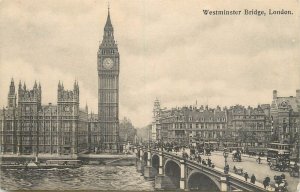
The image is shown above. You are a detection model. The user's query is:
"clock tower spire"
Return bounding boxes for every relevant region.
[97,6,120,153]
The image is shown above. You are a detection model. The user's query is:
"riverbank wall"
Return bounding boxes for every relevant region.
[78,154,136,166]
[0,153,137,166]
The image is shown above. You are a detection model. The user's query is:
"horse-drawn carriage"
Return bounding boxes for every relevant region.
[289,163,299,177]
[232,151,242,162]
[274,174,288,192]
[197,148,204,155]
[269,158,290,172]
[233,166,243,175]
[205,148,211,156]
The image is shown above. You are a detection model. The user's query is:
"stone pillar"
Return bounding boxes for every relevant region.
[155,151,166,189]
[144,150,156,179]
[159,152,163,175]
[147,150,151,166]
[220,176,228,192]
[136,149,143,172]
[180,160,186,190]
[140,149,143,161]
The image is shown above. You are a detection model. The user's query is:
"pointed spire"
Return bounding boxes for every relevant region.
[104,3,113,29]
[9,78,15,95]
[34,80,37,89]
[85,102,88,113]
[10,78,15,86]
[19,80,22,90]
[23,82,26,90]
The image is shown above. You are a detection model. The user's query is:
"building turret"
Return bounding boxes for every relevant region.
[23,82,26,91]
[8,78,17,108]
[73,80,79,101]
[34,81,37,89]
[9,78,15,95]
[18,81,41,108]
[57,80,80,113]
[153,98,161,119]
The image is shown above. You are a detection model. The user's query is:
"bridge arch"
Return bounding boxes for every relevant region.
[187,170,220,191]
[164,159,181,188]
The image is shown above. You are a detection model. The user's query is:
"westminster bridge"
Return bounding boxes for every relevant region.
[133,147,269,192]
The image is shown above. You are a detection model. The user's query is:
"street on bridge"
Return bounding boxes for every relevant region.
[170,148,299,192]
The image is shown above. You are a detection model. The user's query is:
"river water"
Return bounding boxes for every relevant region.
[0,166,154,191]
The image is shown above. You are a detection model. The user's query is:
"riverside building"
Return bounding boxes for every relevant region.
[0,79,88,155]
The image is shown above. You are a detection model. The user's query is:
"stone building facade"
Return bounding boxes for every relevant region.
[270,90,300,158]
[152,100,272,148]
[0,79,88,155]
[154,103,228,145]
[226,105,272,149]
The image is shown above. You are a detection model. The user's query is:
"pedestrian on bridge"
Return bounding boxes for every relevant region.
[197,154,201,164]
[244,172,249,181]
[263,176,270,189]
[250,174,256,184]
[207,158,212,167]
[257,156,261,164]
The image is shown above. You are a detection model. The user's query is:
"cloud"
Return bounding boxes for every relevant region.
[0,0,299,127]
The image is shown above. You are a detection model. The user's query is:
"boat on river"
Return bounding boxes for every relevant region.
[1,159,82,170]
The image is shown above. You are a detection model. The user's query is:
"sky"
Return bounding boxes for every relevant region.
[1,0,299,128]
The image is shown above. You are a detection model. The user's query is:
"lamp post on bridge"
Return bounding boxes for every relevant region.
[222,147,230,191]
[223,147,229,174]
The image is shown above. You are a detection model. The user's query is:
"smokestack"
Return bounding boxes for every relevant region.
[273,90,277,100]
[296,89,300,101]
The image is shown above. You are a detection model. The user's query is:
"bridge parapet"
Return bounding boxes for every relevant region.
[133,147,268,191]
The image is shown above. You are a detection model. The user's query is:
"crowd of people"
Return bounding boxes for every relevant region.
[181,147,216,168]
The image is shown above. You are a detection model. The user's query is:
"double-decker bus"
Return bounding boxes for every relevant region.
[267,143,290,162]
[204,141,219,151]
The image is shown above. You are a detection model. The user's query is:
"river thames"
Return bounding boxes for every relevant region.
[0,166,154,191]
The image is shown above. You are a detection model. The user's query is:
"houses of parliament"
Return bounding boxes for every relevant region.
[0,9,120,155]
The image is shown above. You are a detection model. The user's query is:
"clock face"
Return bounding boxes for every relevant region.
[103,58,114,69]
[281,101,288,107]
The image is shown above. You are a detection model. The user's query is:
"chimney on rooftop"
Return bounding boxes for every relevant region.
[273,90,277,100]
[296,89,300,101]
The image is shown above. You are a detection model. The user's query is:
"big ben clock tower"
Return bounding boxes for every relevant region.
[97,7,120,153]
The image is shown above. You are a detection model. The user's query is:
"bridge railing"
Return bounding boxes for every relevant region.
[146,147,269,192]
